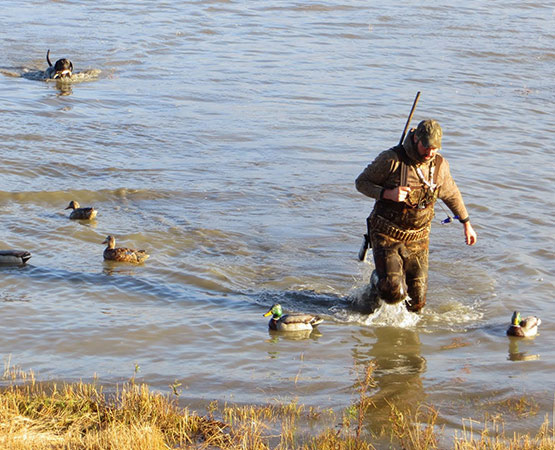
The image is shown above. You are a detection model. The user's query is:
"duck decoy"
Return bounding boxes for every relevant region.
[263,303,323,332]
[0,250,32,265]
[102,235,149,264]
[65,200,97,220]
[506,311,541,338]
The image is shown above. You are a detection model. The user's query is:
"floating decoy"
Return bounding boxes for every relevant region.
[263,303,323,332]
[506,311,541,338]
[0,250,32,265]
[102,235,149,264]
[65,200,97,220]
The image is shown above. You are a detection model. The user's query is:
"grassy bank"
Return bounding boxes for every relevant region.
[0,363,553,449]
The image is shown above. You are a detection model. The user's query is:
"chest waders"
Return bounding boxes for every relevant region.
[361,146,443,313]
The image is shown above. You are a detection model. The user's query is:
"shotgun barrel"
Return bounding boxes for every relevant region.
[399,91,420,186]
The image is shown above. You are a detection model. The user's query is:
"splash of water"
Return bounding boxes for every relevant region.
[422,299,484,332]
[333,301,421,328]
[364,302,421,327]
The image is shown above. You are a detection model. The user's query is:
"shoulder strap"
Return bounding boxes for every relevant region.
[433,154,443,185]
[393,144,411,186]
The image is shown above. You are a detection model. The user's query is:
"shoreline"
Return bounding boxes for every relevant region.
[1,364,553,450]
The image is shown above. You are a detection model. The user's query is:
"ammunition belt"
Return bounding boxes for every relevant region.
[370,214,430,242]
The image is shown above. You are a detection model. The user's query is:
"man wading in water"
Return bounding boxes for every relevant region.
[355,119,477,313]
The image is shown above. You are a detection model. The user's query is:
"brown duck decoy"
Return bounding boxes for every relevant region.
[102,235,149,264]
[65,200,97,220]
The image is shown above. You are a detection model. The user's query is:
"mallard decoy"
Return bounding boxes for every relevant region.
[263,303,323,332]
[0,250,32,265]
[102,236,149,264]
[506,311,541,338]
[65,200,97,220]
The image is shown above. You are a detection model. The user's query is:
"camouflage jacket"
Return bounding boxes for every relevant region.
[355,130,469,230]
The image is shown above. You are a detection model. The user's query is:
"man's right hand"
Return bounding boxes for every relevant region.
[383,186,412,202]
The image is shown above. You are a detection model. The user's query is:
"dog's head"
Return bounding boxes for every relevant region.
[46,49,73,79]
[52,58,73,78]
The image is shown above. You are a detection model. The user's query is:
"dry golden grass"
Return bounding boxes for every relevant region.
[387,402,440,449]
[0,362,553,449]
[453,414,555,450]
[0,380,233,449]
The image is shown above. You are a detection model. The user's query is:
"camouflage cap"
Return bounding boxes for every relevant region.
[415,119,442,149]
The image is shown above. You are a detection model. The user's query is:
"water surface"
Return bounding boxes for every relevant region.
[1,0,554,441]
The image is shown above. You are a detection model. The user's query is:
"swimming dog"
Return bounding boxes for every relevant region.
[45,49,73,79]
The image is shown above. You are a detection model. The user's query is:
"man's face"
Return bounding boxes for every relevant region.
[416,139,439,161]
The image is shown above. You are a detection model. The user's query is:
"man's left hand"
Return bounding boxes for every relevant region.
[463,222,477,246]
